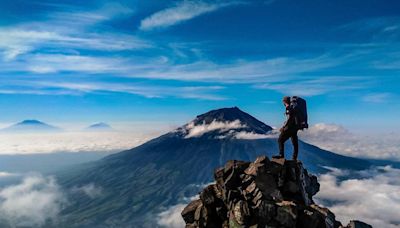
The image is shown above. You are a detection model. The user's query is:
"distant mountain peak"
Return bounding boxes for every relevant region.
[177,107,273,139]
[19,119,45,125]
[2,119,61,133]
[89,122,111,128]
[85,122,113,131]
[193,107,250,124]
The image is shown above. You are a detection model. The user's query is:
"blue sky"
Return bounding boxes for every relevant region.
[0,0,399,132]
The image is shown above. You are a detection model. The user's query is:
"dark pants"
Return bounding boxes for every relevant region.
[278,128,299,160]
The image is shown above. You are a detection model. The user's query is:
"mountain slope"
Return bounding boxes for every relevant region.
[57,107,381,227]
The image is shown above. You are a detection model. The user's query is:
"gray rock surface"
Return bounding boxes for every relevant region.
[181,156,372,228]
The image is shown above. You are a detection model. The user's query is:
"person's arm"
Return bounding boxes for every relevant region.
[281,107,295,131]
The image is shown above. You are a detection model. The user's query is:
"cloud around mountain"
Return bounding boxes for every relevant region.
[315,166,400,228]
[299,123,400,160]
[183,119,276,139]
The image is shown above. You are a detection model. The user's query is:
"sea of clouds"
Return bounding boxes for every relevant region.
[0,122,399,227]
[0,174,66,227]
[0,173,104,227]
[299,123,400,160]
[0,131,155,155]
[315,166,400,228]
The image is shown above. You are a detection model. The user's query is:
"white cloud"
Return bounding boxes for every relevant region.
[184,120,246,138]
[140,0,243,31]
[315,166,400,228]
[26,54,126,74]
[49,2,134,26]
[71,183,103,199]
[0,131,154,155]
[255,76,367,97]
[183,120,278,139]
[157,204,187,228]
[0,174,67,227]
[0,172,19,178]
[299,123,400,160]
[157,193,201,228]
[140,55,340,82]
[3,80,227,100]
[0,3,145,61]
[362,92,392,103]
[0,28,148,61]
[233,131,274,139]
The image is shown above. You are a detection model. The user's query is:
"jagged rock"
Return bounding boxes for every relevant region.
[345,220,373,228]
[182,156,372,228]
[182,199,202,224]
[276,201,297,227]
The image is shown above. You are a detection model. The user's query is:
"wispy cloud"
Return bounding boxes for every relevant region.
[336,16,400,41]
[0,3,145,61]
[48,2,135,26]
[0,76,227,100]
[124,54,345,82]
[255,76,368,96]
[0,27,149,61]
[362,92,392,103]
[140,0,244,31]
[71,183,103,199]
[184,120,246,138]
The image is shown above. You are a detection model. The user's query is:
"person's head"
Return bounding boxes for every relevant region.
[282,96,291,107]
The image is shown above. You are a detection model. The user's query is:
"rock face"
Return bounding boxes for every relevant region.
[181,156,372,228]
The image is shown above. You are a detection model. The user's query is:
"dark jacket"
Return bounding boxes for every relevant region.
[282,106,297,131]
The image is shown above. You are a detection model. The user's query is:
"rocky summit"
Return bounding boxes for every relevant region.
[181,156,372,228]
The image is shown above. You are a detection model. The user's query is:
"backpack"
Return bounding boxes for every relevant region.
[290,96,308,130]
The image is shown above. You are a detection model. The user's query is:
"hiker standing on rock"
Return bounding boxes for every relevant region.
[275,96,308,160]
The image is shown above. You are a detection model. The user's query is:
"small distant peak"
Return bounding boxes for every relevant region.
[19,119,44,125]
[85,122,113,131]
[2,119,62,133]
[89,122,111,128]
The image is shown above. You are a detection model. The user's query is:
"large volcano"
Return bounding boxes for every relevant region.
[58,107,380,227]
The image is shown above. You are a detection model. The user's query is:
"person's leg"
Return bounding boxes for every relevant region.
[290,130,299,160]
[278,131,291,158]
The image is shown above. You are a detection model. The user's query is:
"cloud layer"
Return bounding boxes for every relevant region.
[184,120,246,138]
[315,166,400,228]
[71,183,103,199]
[0,131,154,155]
[0,174,66,227]
[157,204,187,228]
[299,123,400,160]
